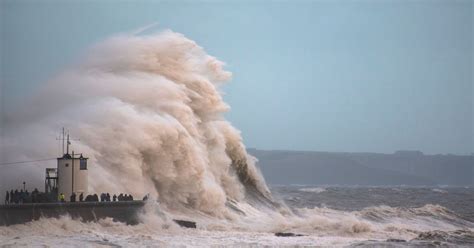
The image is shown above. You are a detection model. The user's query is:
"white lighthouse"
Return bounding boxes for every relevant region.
[56,131,88,201]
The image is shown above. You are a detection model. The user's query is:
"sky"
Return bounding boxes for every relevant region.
[0,0,472,155]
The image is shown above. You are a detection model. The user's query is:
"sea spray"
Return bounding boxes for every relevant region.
[1,30,272,217]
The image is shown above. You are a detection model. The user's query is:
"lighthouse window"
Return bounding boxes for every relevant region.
[65,163,69,167]
[80,159,87,170]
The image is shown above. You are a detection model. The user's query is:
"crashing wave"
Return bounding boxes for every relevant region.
[1,30,274,218]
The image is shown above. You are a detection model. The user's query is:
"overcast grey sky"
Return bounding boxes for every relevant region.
[1,0,472,155]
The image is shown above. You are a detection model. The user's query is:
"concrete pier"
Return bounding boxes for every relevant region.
[0,201,145,226]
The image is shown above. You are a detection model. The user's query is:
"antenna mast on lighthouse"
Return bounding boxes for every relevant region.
[66,132,71,155]
[57,128,79,156]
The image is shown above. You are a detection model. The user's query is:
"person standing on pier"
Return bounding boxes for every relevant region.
[4,191,9,205]
[11,190,16,204]
[58,193,65,202]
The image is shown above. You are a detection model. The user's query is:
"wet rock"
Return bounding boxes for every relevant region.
[275,232,303,237]
[386,238,406,242]
[173,219,196,228]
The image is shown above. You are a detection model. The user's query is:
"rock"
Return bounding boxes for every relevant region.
[173,219,196,228]
[386,238,406,242]
[275,232,303,237]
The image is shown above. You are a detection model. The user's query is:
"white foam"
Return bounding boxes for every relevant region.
[2,203,472,247]
[299,187,326,193]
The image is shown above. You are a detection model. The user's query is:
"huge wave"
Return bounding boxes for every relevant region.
[1,30,274,218]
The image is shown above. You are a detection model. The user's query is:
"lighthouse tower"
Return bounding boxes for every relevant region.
[57,131,88,201]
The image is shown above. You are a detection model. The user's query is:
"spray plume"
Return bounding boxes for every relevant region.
[1,30,272,217]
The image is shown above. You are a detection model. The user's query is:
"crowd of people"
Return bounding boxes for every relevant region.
[5,190,135,204]
[4,188,42,204]
[66,192,134,202]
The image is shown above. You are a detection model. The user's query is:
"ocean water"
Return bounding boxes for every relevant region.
[1,186,473,247]
[273,186,474,222]
[273,186,474,247]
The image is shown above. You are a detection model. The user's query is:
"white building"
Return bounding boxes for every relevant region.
[57,152,88,201]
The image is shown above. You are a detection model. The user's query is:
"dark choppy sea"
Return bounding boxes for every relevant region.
[272,185,474,247]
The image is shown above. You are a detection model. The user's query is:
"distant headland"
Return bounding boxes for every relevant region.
[249,149,474,186]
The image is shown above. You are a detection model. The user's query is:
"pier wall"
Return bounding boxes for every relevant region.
[0,201,145,226]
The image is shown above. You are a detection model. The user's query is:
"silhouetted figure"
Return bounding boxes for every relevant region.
[129,194,133,201]
[79,193,84,202]
[24,190,30,203]
[118,193,123,201]
[19,190,25,204]
[32,188,39,203]
[143,194,149,201]
[106,193,111,202]
[113,194,117,202]
[5,191,9,205]
[13,190,18,204]
[93,194,99,202]
[70,193,76,202]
